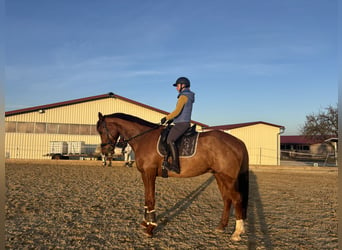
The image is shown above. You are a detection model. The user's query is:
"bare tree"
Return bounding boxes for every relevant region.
[301,104,338,143]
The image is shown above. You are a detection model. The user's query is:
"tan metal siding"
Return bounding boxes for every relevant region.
[5,98,165,159]
[228,124,280,165]
[5,133,101,159]
[5,97,282,164]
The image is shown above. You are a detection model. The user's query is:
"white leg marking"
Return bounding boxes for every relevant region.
[231,219,245,241]
[101,154,106,166]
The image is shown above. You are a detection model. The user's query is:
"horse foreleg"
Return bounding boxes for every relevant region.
[101,154,107,166]
[140,206,148,228]
[141,170,157,237]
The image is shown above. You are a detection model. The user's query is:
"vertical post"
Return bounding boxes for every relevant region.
[277,127,285,166]
[334,141,338,166]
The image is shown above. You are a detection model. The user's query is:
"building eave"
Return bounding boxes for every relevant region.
[5,92,209,127]
[205,121,285,131]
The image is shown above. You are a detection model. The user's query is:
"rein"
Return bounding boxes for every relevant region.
[123,124,161,143]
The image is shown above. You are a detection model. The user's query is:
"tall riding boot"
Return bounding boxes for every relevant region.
[168,142,180,173]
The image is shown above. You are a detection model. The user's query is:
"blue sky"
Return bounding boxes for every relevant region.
[5,0,338,135]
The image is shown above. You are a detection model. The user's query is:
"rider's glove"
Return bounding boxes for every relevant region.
[160,117,167,125]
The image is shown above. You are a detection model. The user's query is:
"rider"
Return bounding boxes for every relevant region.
[160,77,195,173]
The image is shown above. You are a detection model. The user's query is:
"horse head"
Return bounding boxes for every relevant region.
[97,112,120,156]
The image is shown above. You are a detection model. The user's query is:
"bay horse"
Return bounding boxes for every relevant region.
[97,112,249,241]
[96,144,114,166]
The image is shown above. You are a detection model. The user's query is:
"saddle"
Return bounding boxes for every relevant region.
[157,124,199,158]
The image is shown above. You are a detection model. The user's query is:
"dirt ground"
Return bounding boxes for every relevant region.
[5,160,338,249]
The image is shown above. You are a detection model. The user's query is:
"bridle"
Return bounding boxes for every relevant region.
[100,120,117,148]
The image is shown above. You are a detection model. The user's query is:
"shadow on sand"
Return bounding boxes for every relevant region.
[154,175,215,234]
[247,171,274,249]
[152,171,274,249]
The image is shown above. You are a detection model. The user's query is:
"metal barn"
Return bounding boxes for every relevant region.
[5,93,284,165]
[204,122,285,165]
[5,93,207,160]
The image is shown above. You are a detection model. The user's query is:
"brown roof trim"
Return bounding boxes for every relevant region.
[280,135,315,144]
[205,121,285,130]
[5,92,209,127]
[281,135,337,144]
[5,93,111,116]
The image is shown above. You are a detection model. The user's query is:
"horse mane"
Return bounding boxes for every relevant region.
[105,113,159,128]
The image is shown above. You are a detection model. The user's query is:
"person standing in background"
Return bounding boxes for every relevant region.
[123,143,134,167]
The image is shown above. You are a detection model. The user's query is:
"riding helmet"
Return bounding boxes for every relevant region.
[173,77,190,87]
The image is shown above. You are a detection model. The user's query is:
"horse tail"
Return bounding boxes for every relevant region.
[238,146,249,219]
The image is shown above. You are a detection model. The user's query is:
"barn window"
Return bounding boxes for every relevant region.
[69,124,80,134]
[90,125,98,135]
[5,121,100,135]
[58,124,69,134]
[47,123,58,134]
[79,125,91,135]
[35,123,46,133]
[5,122,17,132]
[17,122,34,133]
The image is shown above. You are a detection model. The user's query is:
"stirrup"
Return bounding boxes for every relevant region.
[168,160,180,174]
[161,159,169,178]
[162,159,180,174]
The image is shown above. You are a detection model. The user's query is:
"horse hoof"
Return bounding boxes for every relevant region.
[140,221,148,228]
[230,234,242,241]
[145,225,156,237]
[215,227,225,233]
[142,227,153,237]
[144,230,153,237]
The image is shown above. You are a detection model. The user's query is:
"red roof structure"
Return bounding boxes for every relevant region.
[280,136,318,144]
[205,121,285,131]
[281,135,338,145]
[5,92,209,127]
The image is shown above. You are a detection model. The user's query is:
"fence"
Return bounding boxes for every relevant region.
[281,150,337,166]
[5,142,338,166]
[5,143,124,160]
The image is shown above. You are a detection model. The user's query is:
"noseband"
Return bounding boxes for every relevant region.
[101,142,115,147]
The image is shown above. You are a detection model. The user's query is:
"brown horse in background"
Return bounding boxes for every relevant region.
[96,144,114,166]
[97,112,249,241]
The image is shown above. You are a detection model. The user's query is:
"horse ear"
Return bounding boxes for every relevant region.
[98,112,104,120]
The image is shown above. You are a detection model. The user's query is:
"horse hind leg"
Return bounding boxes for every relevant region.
[215,173,245,241]
[216,199,232,232]
[231,161,249,241]
[231,218,245,241]
[214,173,232,232]
[230,186,245,241]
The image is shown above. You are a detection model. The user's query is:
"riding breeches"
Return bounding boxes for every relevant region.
[166,122,190,144]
